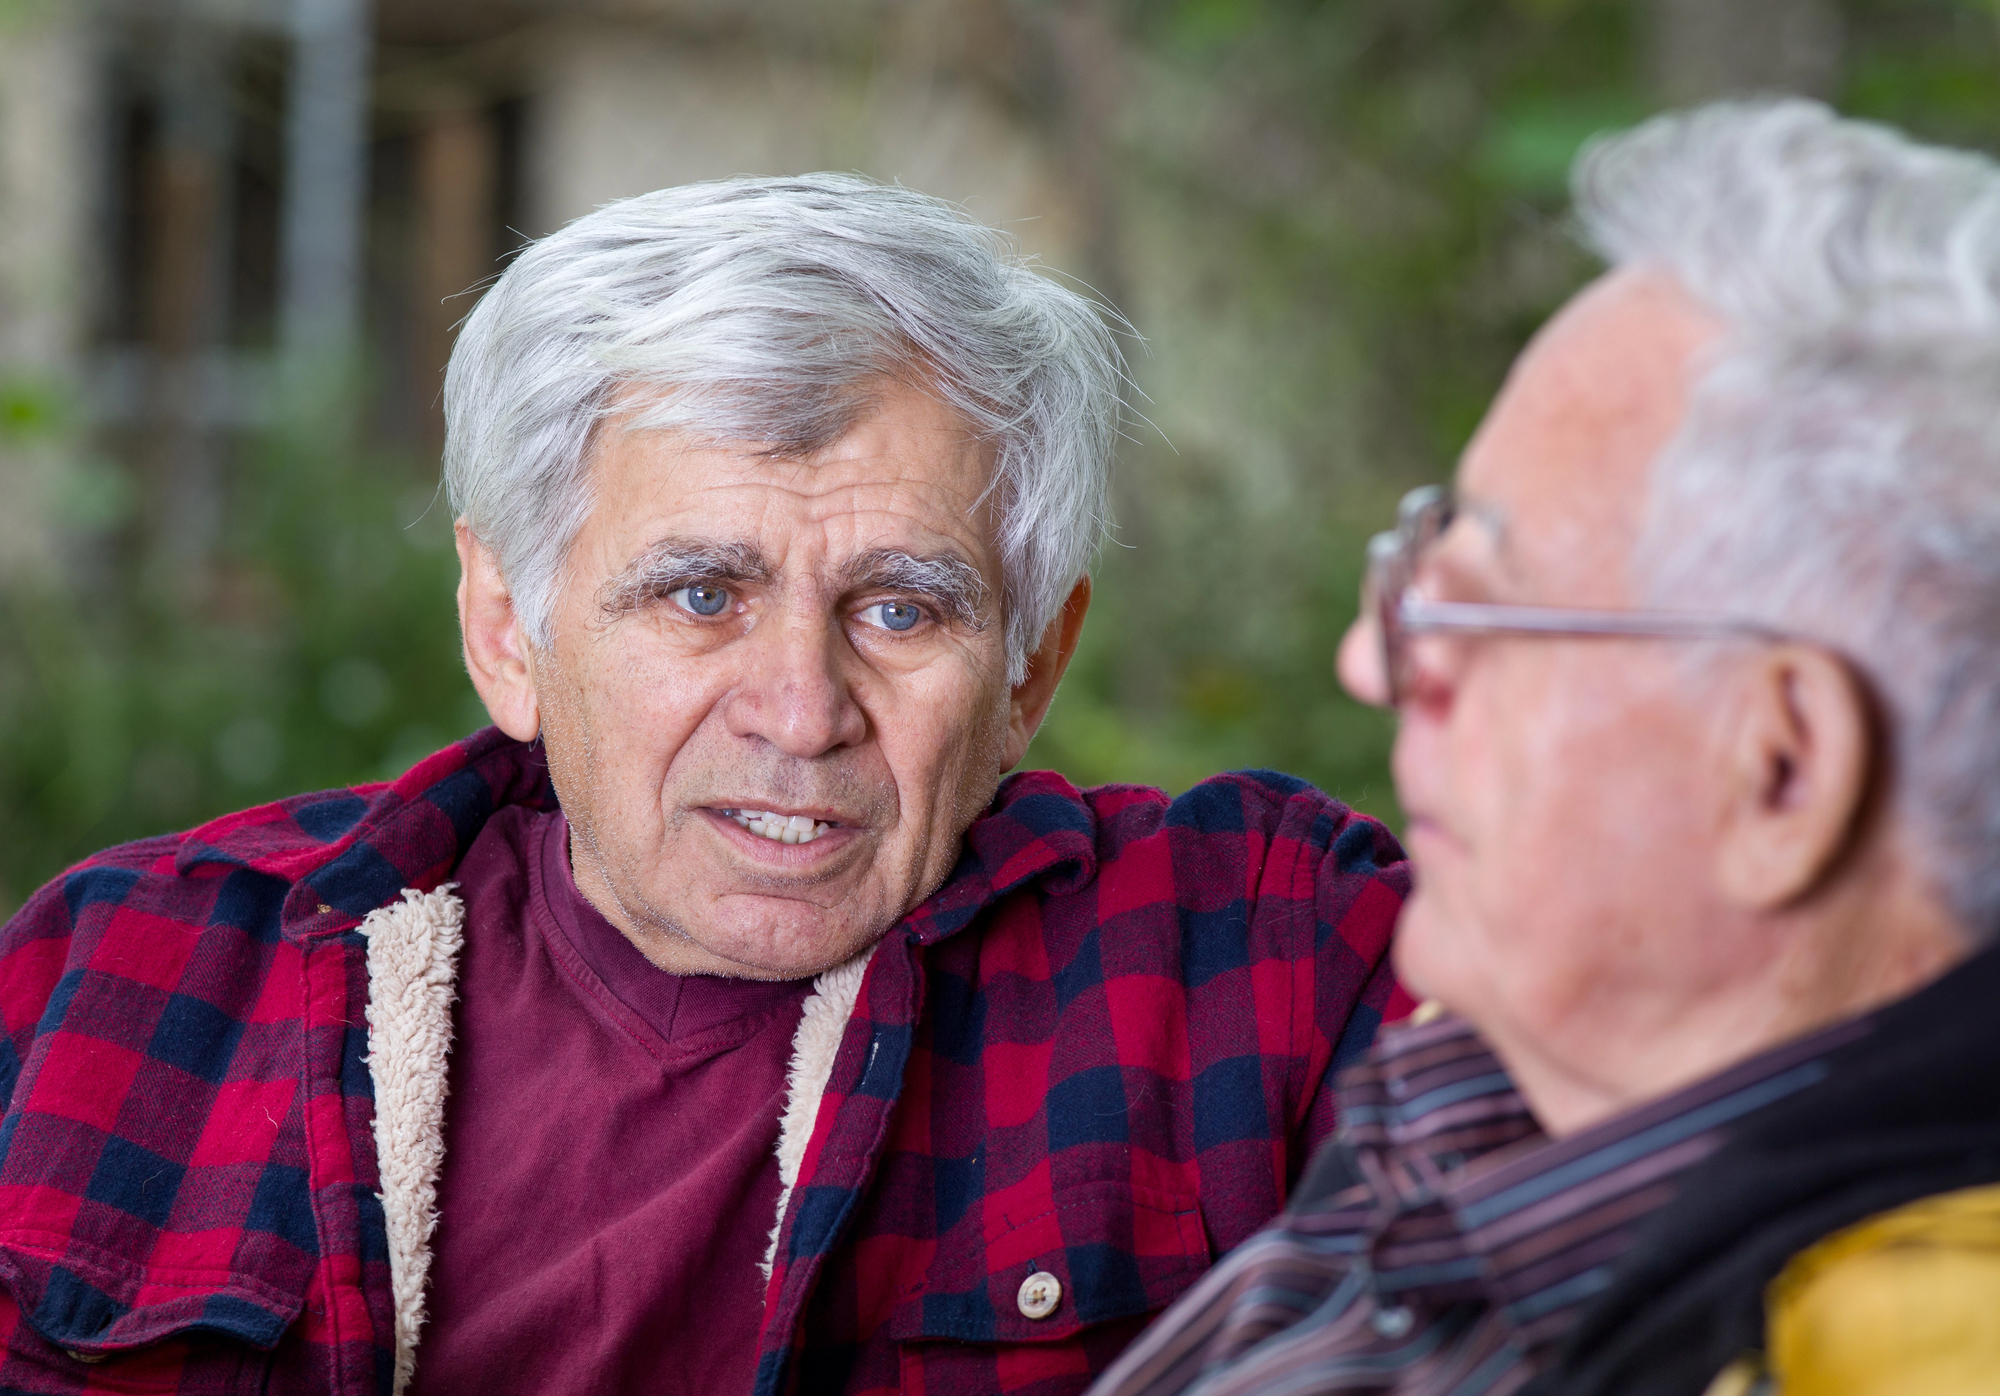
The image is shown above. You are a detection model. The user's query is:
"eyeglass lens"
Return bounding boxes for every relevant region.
[1369,486,1454,704]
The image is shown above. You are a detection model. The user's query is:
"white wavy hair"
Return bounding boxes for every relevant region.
[443,174,1127,684]
[1576,100,2000,942]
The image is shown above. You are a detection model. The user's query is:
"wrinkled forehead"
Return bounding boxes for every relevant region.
[1454,267,1724,604]
[582,378,1003,576]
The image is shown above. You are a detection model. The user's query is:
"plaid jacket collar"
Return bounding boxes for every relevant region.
[168,729,560,943]
[901,776,1100,945]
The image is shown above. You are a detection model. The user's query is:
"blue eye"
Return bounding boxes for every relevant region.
[864,601,923,633]
[672,584,729,617]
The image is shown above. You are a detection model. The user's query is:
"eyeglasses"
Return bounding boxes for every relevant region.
[1363,485,1786,706]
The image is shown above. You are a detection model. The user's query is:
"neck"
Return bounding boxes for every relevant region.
[1499,882,1973,1138]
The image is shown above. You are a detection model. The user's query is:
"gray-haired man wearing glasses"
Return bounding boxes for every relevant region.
[1091,99,2000,1396]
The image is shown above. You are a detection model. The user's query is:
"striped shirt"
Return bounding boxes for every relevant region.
[1088,1011,1867,1396]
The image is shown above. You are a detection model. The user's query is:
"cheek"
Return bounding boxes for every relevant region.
[1462,652,1618,857]
[956,682,1015,816]
[607,625,721,733]
[873,657,1011,821]
[543,635,714,810]
[1395,657,1622,1006]
[532,667,589,808]
[1462,666,1714,1017]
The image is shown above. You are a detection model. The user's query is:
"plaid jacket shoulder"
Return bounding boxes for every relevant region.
[0,729,552,1395]
[756,768,1411,1396]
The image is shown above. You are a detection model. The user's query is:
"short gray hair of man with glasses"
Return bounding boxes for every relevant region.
[1575,99,2000,944]
[442,173,1127,686]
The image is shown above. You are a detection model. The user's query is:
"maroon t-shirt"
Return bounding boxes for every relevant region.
[410,806,812,1396]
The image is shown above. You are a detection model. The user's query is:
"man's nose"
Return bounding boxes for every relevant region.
[723,608,870,757]
[1337,613,1392,707]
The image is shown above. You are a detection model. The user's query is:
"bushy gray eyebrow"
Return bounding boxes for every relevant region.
[841,549,992,631]
[599,538,772,620]
[596,539,991,630]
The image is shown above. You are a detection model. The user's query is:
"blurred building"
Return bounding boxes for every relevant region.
[1,0,1861,587]
[0,0,1090,580]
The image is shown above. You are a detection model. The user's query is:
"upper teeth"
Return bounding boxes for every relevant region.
[722,809,834,845]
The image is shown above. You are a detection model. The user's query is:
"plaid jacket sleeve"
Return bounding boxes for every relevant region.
[756,768,1412,1396]
[0,730,559,1396]
[0,835,392,1395]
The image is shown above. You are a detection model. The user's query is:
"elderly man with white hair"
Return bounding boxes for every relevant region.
[1091,100,2000,1396]
[0,179,1410,1396]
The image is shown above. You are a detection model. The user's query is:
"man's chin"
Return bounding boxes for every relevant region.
[1387,890,1466,1011]
[659,892,889,981]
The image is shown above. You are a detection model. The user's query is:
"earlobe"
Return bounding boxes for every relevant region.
[456,522,543,742]
[999,575,1093,772]
[1713,646,1874,910]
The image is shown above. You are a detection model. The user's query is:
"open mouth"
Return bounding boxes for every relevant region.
[718,808,837,846]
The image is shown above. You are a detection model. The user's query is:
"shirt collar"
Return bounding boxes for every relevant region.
[1330,1004,1876,1331]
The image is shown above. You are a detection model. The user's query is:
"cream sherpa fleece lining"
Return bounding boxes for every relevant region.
[362,886,877,1387]
[764,945,878,1279]
[361,886,465,1396]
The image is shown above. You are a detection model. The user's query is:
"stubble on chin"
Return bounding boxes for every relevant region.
[552,729,909,976]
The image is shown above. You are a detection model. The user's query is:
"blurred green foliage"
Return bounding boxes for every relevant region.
[3,0,1999,912]
[1026,0,2000,826]
[0,393,483,911]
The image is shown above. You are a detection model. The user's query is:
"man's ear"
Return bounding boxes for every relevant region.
[1712,645,1875,910]
[456,521,542,742]
[1000,574,1092,772]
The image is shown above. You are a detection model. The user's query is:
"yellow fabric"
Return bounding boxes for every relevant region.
[1765,1184,2000,1396]
[1701,1355,1769,1396]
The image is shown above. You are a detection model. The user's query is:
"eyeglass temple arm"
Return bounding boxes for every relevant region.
[1397,598,1785,642]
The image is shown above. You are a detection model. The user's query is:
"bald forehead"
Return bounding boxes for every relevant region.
[1458,267,1724,605]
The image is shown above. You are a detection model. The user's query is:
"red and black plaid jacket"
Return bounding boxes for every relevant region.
[0,729,1408,1394]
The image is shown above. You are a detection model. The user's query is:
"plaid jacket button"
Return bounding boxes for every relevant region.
[64,1349,108,1365]
[1017,1270,1062,1320]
